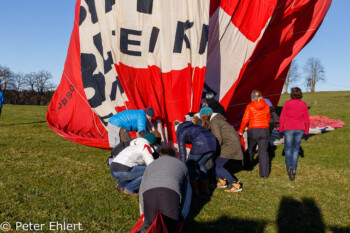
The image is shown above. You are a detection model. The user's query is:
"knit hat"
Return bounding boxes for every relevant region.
[145,107,154,118]
[206,92,215,100]
[144,132,156,145]
[251,92,259,100]
[199,107,213,117]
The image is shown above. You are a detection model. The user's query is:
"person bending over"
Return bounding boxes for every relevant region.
[137,147,191,233]
[175,119,216,195]
[110,133,156,196]
[107,107,154,148]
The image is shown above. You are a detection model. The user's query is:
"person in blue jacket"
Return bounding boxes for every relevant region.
[107,107,154,148]
[174,118,216,195]
[0,91,5,118]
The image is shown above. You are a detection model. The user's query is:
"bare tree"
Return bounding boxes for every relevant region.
[33,70,56,105]
[284,60,300,94]
[303,57,325,92]
[0,65,14,91]
[12,73,26,104]
[24,72,37,93]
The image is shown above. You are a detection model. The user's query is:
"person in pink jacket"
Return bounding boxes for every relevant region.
[279,87,310,180]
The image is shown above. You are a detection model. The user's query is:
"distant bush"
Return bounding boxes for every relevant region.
[2,90,54,105]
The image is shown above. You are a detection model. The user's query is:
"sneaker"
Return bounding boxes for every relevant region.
[216,178,227,188]
[123,189,139,197]
[288,168,295,181]
[114,183,124,193]
[225,182,242,192]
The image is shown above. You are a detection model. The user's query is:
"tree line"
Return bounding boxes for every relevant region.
[0,57,326,105]
[284,57,326,94]
[0,65,56,105]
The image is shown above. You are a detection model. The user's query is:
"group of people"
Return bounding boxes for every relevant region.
[106,86,310,232]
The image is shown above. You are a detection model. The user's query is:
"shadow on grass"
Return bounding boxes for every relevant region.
[183,215,267,233]
[184,196,331,233]
[1,120,46,126]
[329,226,350,233]
[277,197,325,233]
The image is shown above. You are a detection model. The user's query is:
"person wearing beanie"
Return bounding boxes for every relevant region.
[110,134,157,197]
[143,132,156,145]
[205,92,226,117]
[200,107,243,192]
[107,107,155,148]
[237,90,271,178]
[175,118,216,195]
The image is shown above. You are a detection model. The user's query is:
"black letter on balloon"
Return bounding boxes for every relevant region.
[105,0,115,13]
[120,28,142,56]
[93,33,113,74]
[84,0,98,24]
[149,27,159,53]
[199,24,209,55]
[79,6,87,26]
[173,21,194,53]
[137,0,153,14]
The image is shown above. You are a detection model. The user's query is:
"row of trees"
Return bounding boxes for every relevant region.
[284,57,325,93]
[0,65,56,105]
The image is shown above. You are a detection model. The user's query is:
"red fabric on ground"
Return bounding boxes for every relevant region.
[309,116,345,129]
[130,213,184,233]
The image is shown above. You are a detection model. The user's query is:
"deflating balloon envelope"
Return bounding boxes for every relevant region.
[46,0,332,148]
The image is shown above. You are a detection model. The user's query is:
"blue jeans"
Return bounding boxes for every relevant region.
[110,166,146,193]
[284,130,304,175]
[186,152,213,180]
[215,157,238,184]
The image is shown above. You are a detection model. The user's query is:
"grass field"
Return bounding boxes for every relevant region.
[0,91,349,233]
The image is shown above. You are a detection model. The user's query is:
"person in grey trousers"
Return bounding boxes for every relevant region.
[137,147,192,233]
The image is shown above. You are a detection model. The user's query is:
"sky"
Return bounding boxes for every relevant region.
[0,0,349,92]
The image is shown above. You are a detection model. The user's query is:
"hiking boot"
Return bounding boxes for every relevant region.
[288,167,295,181]
[123,189,139,197]
[225,182,242,193]
[216,178,227,188]
[114,183,124,193]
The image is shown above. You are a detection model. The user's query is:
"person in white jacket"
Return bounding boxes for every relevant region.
[110,133,156,196]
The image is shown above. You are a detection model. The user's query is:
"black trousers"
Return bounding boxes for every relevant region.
[248,128,270,177]
[141,187,180,233]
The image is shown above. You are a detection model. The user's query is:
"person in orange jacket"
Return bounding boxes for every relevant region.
[238,90,271,178]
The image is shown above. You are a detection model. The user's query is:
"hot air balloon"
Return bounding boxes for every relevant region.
[46,0,332,149]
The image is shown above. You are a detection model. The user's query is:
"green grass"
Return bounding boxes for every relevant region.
[0,91,349,233]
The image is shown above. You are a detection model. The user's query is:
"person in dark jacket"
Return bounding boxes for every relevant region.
[205,92,226,117]
[200,107,243,192]
[137,147,191,233]
[175,119,216,195]
[107,107,154,148]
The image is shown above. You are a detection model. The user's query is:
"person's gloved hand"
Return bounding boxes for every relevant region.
[279,132,284,138]
[304,134,309,141]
